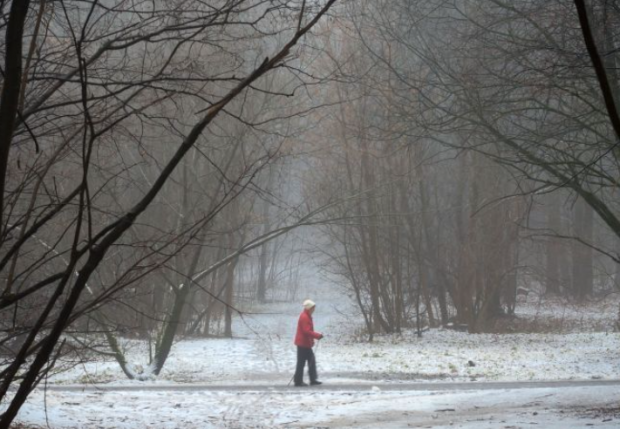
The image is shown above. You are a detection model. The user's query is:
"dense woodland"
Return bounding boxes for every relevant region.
[0,1,619,427]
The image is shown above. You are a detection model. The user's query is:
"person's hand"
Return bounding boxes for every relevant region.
[318,333,324,340]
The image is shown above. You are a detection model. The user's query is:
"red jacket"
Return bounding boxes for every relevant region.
[294,309,322,348]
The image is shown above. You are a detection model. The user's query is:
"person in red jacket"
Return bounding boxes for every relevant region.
[293,299,323,386]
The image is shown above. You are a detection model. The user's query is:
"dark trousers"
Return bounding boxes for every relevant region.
[294,346,317,385]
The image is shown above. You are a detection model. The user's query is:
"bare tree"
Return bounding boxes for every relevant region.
[0,0,337,425]
[345,0,620,303]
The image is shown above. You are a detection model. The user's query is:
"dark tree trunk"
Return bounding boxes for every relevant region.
[0,0,30,238]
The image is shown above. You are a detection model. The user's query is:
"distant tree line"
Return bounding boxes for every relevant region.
[306,0,620,337]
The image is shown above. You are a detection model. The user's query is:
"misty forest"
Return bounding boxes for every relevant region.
[0,1,620,428]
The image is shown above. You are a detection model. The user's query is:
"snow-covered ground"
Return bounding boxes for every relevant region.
[47,289,620,386]
[14,385,620,428]
[5,277,620,428]
[48,325,619,386]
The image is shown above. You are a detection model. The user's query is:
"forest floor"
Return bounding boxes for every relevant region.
[6,282,620,428]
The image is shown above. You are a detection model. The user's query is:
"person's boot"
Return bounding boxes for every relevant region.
[294,382,308,387]
[310,380,322,386]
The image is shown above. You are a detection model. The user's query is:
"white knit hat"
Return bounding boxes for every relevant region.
[302,299,316,309]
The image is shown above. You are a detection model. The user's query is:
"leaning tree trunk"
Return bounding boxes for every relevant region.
[152,285,191,375]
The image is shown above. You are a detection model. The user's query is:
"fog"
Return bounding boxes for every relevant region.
[1,1,619,426]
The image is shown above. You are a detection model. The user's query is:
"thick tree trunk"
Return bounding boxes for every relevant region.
[0,0,31,239]
[361,142,391,334]
[571,196,594,299]
[453,153,475,329]
[257,240,268,302]
[417,168,438,327]
[152,285,191,375]
[224,255,238,338]
[545,191,562,294]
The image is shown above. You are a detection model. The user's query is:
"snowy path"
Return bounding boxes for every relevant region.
[13,384,620,428]
[36,378,620,392]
